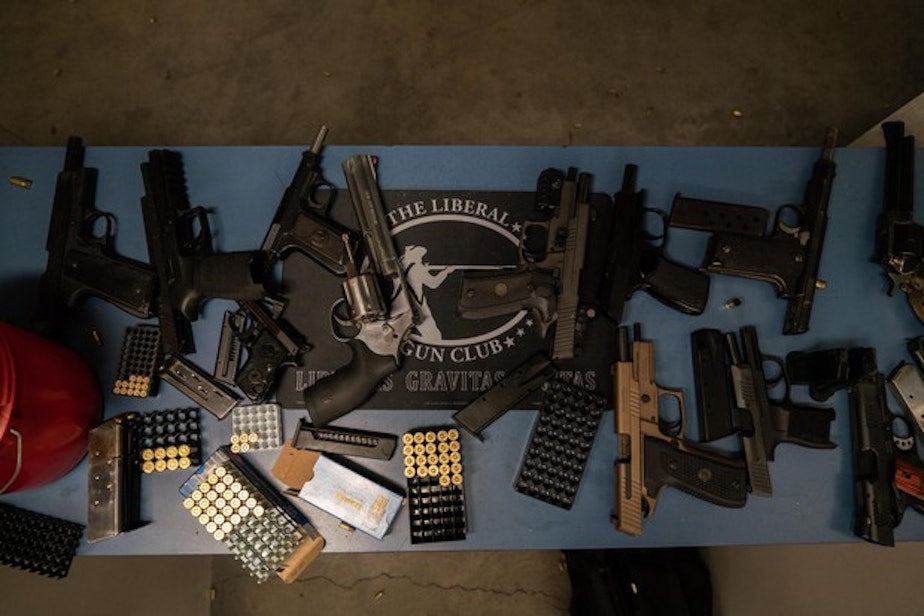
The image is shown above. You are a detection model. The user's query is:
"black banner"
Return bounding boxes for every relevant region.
[275,189,616,410]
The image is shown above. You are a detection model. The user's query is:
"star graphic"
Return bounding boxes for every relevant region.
[504,336,515,348]
[525,318,534,327]
[511,222,522,233]
[516,327,525,337]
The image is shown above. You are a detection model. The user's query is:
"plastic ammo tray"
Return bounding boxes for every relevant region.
[0,502,83,578]
[179,446,323,583]
[134,407,202,473]
[231,404,282,452]
[112,325,161,398]
[514,378,606,509]
[402,427,467,544]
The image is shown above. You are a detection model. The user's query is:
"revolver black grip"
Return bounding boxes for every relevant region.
[640,252,710,315]
[304,338,398,427]
[644,437,748,508]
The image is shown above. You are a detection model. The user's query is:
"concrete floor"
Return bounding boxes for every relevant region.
[2,1,923,148]
[2,1,924,615]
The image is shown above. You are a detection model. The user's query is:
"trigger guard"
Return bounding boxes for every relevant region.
[179,207,212,252]
[893,415,915,451]
[762,354,786,387]
[774,204,803,236]
[894,435,915,452]
[309,181,336,211]
[329,298,356,343]
[85,211,115,240]
[642,207,668,243]
[658,416,682,437]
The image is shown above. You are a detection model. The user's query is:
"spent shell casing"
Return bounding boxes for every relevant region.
[9,176,33,189]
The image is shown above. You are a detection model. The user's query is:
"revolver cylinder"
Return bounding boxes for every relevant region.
[343,273,387,322]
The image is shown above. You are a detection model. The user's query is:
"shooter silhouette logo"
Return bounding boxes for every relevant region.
[387,196,540,365]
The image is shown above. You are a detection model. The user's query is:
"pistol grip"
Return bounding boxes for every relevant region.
[61,249,156,319]
[191,250,270,311]
[275,211,355,275]
[703,233,802,296]
[304,338,398,427]
[641,252,710,315]
[458,268,557,332]
[769,403,837,453]
[644,437,748,508]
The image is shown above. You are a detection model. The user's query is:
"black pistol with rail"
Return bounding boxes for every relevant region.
[691,326,836,498]
[600,163,710,324]
[140,148,270,357]
[670,127,838,334]
[260,126,359,274]
[786,346,905,546]
[35,136,156,336]
[457,167,594,360]
[876,121,923,323]
[303,154,418,426]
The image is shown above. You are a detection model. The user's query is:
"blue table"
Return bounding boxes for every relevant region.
[0,142,921,554]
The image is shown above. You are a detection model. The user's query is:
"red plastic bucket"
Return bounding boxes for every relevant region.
[0,321,102,493]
